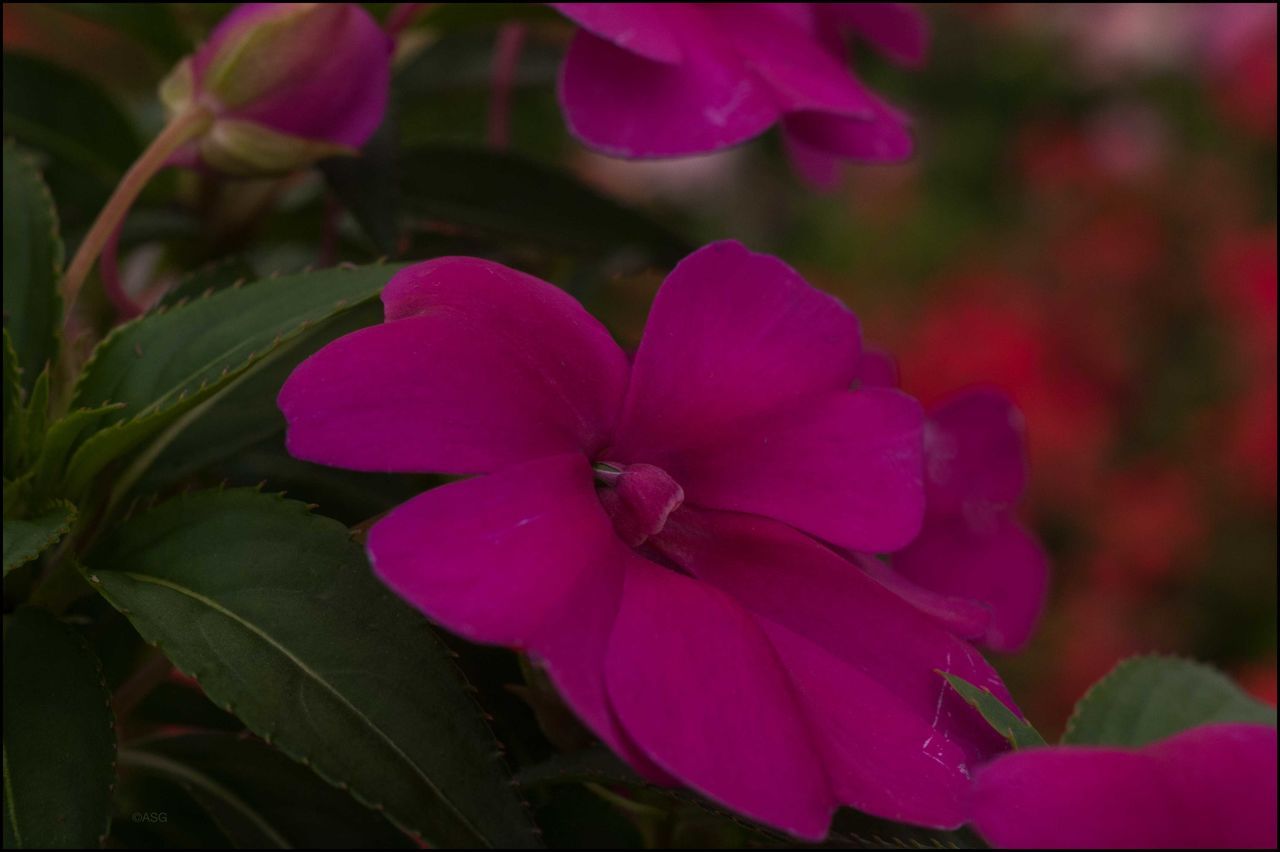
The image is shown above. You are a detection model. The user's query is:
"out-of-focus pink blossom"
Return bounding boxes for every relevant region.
[552,3,927,187]
[278,241,1016,838]
[160,3,392,175]
[970,723,1278,849]
[895,275,1115,510]
[895,390,1048,652]
[858,356,1049,652]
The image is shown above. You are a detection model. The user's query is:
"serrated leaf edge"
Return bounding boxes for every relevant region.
[1061,652,1276,745]
[2,500,76,575]
[85,489,540,848]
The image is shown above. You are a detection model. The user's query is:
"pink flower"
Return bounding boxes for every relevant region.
[970,723,1278,848]
[160,3,392,175]
[552,3,927,187]
[278,241,1015,838]
[855,355,1050,653]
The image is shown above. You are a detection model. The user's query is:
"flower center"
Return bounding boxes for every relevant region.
[594,461,685,548]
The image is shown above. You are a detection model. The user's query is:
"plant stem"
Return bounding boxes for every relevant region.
[25,552,91,612]
[60,106,213,327]
[99,222,143,320]
[112,649,174,726]
[487,22,526,149]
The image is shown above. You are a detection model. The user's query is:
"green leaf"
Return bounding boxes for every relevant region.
[3,607,116,849]
[131,299,427,525]
[941,672,1046,749]
[2,502,75,576]
[24,402,124,505]
[133,300,383,495]
[87,488,540,848]
[323,117,401,255]
[2,53,141,221]
[399,144,690,264]
[1062,655,1277,747]
[19,369,49,462]
[533,784,645,850]
[2,142,64,395]
[120,733,417,848]
[156,256,256,309]
[62,263,403,498]
[516,746,647,790]
[3,340,51,483]
[514,747,785,847]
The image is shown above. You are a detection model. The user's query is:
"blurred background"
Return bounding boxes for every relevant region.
[5,2,1276,738]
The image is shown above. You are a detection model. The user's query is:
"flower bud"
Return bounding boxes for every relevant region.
[160,3,392,176]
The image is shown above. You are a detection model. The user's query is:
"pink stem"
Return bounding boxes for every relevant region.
[487,22,527,150]
[60,105,211,328]
[100,222,143,320]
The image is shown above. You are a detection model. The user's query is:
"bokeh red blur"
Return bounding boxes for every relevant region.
[864,5,1278,731]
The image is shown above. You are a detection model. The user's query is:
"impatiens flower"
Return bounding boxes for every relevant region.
[970,723,1278,849]
[552,3,927,187]
[855,355,1049,651]
[278,241,1016,838]
[893,387,1049,652]
[159,3,392,175]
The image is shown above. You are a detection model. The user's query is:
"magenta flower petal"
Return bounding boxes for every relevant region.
[970,724,1279,849]
[784,105,915,163]
[549,2,685,63]
[879,388,1047,652]
[894,517,1049,653]
[558,28,779,158]
[815,3,930,68]
[366,452,652,768]
[924,389,1029,517]
[278,258,628,474]
[762,621,969,829]
[524,544,678,783]
[711,5,880,118]
[657,508,1014,768]
[610,240,861,462]
[856,347,903,389]
[604,556,834,840]
[660,388,925,553]
[551,3,927,174]
[783,126,844,189]
[854,553,993,642]
[366,453,607,647]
